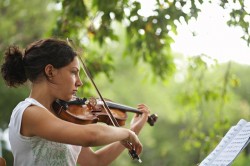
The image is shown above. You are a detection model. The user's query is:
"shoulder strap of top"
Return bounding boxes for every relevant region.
[25,98,47,110]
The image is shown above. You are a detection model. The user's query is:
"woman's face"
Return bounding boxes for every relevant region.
[50,57,83,101]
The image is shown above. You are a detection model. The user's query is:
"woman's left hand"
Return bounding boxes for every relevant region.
[130,104,150,135]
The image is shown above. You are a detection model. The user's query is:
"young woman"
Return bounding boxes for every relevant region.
[1,38,150,166]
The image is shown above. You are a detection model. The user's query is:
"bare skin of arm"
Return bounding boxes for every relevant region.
[77,104,150,166]
[21,105,142,152]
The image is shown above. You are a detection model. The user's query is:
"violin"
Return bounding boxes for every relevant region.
[52,97,158,127]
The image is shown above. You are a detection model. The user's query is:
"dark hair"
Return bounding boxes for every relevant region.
[1,38,77,87]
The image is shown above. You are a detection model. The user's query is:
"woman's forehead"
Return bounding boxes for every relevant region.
[68,57,80,69]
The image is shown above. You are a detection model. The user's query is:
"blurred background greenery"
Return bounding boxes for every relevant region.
[0,0,250,165]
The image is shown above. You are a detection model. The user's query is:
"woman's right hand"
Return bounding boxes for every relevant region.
[120,130,143,155]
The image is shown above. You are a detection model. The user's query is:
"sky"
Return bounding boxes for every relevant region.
[139,1,250,65]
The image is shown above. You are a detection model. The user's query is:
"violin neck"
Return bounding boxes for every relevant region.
[104,101,142,114]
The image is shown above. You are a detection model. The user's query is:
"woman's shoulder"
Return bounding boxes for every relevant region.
[19,98,54,137]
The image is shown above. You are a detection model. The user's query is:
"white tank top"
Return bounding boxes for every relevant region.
[9,98,82,166]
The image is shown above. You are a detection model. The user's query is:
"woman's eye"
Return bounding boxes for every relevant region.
[71,71,77,75]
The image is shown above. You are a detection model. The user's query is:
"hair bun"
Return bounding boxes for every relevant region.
[1,45,27,87]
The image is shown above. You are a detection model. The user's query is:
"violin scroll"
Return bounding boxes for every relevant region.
[147,114,158,126]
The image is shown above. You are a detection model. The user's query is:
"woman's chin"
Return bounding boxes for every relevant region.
[59,96,73,102]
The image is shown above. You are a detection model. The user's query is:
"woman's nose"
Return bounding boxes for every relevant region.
[77,80,83,87]
[76,76,83,87]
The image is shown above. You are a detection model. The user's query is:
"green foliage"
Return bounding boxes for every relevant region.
[2,140,13,166]
[0,0,58,49]
[0,79,29,129]
[175,57,250,164]
[1,0,250,165]
[52,0,250,79]
[89,51,250,165]
[53,0,196,80]
[232,152,250,166]
[220,0,250,45]
[230,63,250,101]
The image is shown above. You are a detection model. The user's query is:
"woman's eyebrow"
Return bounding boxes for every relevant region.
[72,67,80,71]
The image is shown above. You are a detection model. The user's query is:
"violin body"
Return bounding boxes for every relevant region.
[52,97,157,126]
[92,104,128,126]
[52,98,128,126]
[52,100,99,125]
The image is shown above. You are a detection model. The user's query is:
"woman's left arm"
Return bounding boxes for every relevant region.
[77,104,150,166]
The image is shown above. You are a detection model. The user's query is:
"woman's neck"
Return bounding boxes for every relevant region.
[29,82,55,111]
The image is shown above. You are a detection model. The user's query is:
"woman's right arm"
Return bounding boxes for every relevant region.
[21,105,142,154]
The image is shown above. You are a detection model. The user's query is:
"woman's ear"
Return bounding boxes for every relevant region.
[44,64,56,79]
